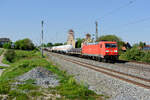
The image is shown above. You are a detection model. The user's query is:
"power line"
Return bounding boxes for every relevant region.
[96,0,137,20]
[94,0,137,39]
[120,16,150,27]
[110,17,150,38]
[108,16,150,33]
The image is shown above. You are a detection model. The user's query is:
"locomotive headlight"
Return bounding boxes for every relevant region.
[114,50,118,52]
[105,50,109,52]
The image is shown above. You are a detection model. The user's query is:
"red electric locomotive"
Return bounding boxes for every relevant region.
[81,41,118,62]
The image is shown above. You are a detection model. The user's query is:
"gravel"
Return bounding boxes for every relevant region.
[54,53,150,80]
[17,67,59,88]
[46,52,150,100]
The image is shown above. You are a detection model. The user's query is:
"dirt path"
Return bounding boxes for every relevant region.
[0,52,9,76]
[0,55,9,67]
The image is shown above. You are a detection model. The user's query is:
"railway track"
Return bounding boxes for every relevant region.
[47,51,150,90]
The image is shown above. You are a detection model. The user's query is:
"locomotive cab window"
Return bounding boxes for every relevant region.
[100,44,102,48]
[105,43,117,48]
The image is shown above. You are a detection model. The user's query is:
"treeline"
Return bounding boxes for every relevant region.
[42,42,64,47]
[3,38,35,50]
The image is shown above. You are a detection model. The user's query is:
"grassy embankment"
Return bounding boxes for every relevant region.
[0,49,7,69]
[0,48,4,56]
[0,50,105,100]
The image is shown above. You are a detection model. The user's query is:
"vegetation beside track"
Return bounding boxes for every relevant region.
[0,50,104,100]
[0,49,4,56]
[0,66,8,69]
[119,46,150,63]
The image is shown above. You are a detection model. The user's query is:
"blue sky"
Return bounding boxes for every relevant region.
[0,0,150,45]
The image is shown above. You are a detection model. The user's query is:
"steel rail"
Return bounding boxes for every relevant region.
[47,52,150,89]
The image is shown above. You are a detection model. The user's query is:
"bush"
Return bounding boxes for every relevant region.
[3,42,12,49]
[4,49,16,62]
[15,38,35,50]
[120,46,145,61]
[141,52,150,63]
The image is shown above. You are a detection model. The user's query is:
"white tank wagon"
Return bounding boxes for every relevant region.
[51,45,73,53]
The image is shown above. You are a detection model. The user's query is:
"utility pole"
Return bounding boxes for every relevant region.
[41,20,44,57]
[95,21,98,42]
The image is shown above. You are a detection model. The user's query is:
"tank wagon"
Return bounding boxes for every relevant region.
[50,41,118,62]
[51,45,73,54]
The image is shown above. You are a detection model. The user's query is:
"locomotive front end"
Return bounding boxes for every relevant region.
[104,42,119,61]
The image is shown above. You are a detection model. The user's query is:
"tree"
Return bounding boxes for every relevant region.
[96,35,121,42]
[53,43,63,46]
[3,42,12,49]
[75,38,83,48]
[47,42,53,47]
[63,42,67,45]
[4,49,16,62]
[139,41,146,48]
[15,38,35,50]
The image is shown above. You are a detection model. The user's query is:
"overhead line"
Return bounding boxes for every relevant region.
[121,17,150,27]
[96,0,137,20]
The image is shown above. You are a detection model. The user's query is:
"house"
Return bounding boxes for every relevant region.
[0,38,10,47]
[143,45,150,51]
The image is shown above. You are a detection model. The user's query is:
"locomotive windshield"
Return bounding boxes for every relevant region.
[105,43,117,48]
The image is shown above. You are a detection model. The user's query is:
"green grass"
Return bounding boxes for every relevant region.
[0,50,104,100]
[0,58,50,82]
[29,91,42,97]
[0,49,4,56]
[0,81,11,94]
[8,90,29,100]
[0,66,8,69]
[17,83,38,91]
[24,79,36,84]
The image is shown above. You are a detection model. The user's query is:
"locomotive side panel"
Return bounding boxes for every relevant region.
[82,44,100,56]
[82,41,118,61]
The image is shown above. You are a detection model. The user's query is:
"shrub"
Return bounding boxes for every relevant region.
[4,49,16,62]
[141,52,150,63]
[15,38,35,50]
[120,46,145,61]
[3,42,12,49]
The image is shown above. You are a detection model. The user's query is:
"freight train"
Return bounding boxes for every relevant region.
[46,41,119,62]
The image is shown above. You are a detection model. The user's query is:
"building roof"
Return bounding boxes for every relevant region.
[69,29,74,33]
[0,38,10,42]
